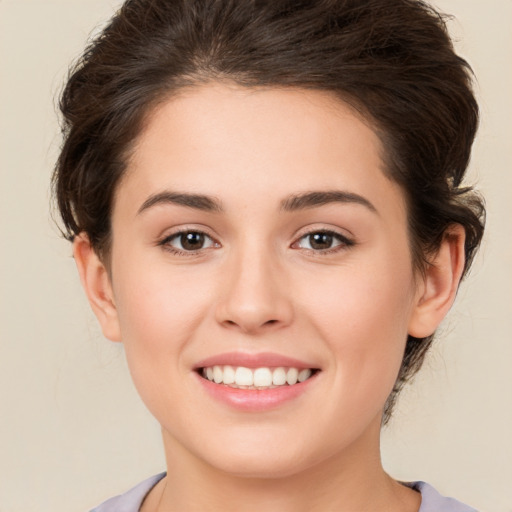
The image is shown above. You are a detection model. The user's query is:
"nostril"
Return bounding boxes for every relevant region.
[222,318,279,329]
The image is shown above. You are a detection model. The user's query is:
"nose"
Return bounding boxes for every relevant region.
[215,245,294,335]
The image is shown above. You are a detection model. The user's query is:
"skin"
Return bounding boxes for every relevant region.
[74,83,465,512]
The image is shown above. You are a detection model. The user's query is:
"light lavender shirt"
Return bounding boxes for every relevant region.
[90,473,477,511]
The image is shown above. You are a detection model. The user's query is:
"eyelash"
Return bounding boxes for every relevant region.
[292,229,355,255]
[158,229,355,257]
[158,229,219,256]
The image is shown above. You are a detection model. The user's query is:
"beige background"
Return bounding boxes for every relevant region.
[0,0,510,510]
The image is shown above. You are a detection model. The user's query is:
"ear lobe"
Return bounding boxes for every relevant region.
[73,233,122,342]
[408,224,466,339]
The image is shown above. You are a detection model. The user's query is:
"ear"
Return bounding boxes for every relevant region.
[73,233,122,342]
[408,224,466,338]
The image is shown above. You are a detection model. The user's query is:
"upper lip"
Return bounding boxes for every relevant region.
[194,352,320,370]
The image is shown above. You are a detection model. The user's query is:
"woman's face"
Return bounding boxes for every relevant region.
[105,83,422,477]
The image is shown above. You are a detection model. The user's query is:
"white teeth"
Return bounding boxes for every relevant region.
[201,365,315,388]
[272,367,287,386]
[223,365,235,384]
[298,368,312,382]
[286,368,298,385]
[213,365,223,384]
[235,366,254,386]
[253,368,273,387]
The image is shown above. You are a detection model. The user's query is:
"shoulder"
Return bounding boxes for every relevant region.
[89,475,477,512]
[407,481,478,512]
[89,473,166,512]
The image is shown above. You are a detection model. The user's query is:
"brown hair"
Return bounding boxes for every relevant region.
[53,0,485,422]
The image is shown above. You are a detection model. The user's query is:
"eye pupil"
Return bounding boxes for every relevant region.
[309,233,333,250]
[181,232,205,250]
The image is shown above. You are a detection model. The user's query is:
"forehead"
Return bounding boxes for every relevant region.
[117,83,405,220]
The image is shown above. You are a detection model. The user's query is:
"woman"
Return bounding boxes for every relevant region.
[53,0,485,510]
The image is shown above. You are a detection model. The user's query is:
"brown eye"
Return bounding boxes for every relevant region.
[308,232,334,250]
[295,231,352,252]
[180,232,206,250]
[163,231,216,252]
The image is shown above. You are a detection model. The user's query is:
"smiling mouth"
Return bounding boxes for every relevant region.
[198,365,319,390]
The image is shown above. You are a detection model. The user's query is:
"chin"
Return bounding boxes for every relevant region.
[210,452,313,480]
[196,432,330,480]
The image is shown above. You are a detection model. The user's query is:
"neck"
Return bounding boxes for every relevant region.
[146,419,420,512]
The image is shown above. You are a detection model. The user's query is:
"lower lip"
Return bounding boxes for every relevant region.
[195,372,318,412]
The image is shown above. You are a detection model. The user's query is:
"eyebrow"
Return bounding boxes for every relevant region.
[280,190,378,214]
[136,189,378,216]
[137,191,223,215]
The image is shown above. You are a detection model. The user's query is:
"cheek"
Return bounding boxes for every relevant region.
[300,258,415,403]
[111,255,217,382]
[304,259,414,338]
[110,260,219,421]
[114,251,212,332]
